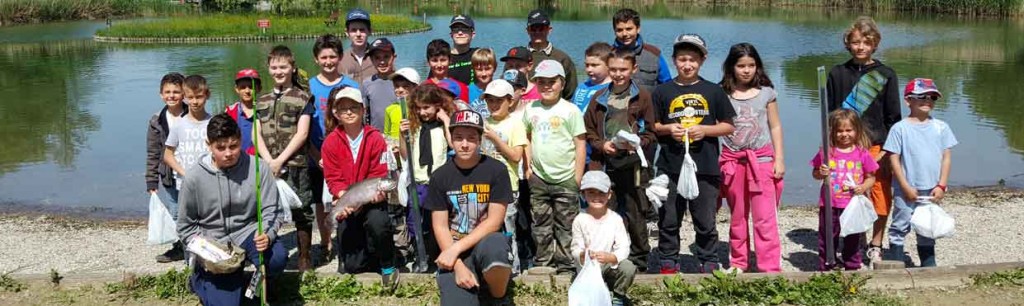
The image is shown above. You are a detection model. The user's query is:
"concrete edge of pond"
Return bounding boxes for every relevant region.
[11,261,1023,291]
[92,25,432,44]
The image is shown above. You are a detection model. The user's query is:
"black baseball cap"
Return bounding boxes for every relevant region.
[527,9,550,27]
[367,38,395,55]
[500,46,532,62]
[449,110,484,133]
[450,14,474,28]
[346,8,371,27]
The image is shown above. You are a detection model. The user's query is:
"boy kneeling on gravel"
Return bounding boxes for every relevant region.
[177,113,286,305]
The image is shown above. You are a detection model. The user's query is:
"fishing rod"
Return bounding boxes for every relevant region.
[400,97,429,273]
[817,66,836,268]
[251,82,268,306]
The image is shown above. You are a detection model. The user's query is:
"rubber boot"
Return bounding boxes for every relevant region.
[296,229,312,271]
[917,245,936,267]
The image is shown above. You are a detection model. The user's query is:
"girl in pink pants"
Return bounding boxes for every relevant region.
[718,43,785,273]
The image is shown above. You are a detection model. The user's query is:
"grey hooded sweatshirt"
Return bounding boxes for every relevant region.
[177,152,280,248]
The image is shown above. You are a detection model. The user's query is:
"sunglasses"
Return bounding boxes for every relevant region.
[334,105,363,114]
[450,27,473,34]
[907,94,938,101]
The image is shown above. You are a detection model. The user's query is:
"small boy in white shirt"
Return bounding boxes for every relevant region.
[571,171,636,306]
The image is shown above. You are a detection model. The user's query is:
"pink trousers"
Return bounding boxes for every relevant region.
[722,158,783,273]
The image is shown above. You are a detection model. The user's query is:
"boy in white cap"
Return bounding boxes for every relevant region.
[571,170,635,306]
[522,59,587,274]
[480,79,529,274]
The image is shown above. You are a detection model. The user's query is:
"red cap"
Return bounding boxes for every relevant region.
[904,78,941,98]
[235,68,261,81]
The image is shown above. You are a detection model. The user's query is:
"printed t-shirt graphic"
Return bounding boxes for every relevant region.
[667,93,710,142]
[843,70,887,115]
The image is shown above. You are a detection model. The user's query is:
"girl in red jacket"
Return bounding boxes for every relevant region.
[321,86,400,288]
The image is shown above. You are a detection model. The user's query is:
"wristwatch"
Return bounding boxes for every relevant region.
[937,184,947,192]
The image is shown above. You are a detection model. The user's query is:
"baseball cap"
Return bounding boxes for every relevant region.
[436,79,462,98]
[449,109,484,132]
[390,67,421,85]
[502,69,527,89]
[234,68,261,88]
[345,8,371,27]
[484,79,515,98]
[332,86,364,105]
[532,59,565,79]
[500,46,532,62]
[904,78,942,98]
[580,171,611,193]
[527,9,550,27]
[450,14,474,28]
[367,37,394,56]
[673,33,708,56]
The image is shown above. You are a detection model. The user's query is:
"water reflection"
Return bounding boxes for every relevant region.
[0,40,101,175]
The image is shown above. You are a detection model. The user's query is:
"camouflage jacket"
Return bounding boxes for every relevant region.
[256,87,313,168]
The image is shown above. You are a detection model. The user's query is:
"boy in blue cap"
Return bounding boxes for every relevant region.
[341,8,375,84]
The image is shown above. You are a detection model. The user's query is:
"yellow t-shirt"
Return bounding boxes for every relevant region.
[482,112,528,191]
[383,102,403,140]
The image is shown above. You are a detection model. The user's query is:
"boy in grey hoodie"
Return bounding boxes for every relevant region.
[177,113,285,305]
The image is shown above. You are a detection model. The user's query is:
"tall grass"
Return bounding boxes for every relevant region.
[673,0,1024,16]
[0,0,183,25]
[95,14,429,38]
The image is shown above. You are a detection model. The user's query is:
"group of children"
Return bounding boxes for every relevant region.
[142,8,957,305]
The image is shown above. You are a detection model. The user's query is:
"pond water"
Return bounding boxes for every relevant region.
[1,6,1023,217]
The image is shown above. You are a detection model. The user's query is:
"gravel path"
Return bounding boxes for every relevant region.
[1,187,1021,276]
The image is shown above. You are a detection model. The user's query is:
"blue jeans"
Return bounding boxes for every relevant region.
[888,188,936,247]
[189,234,287,306]
[162,185,180,222]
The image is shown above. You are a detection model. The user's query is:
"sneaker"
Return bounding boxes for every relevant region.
[527,266,556,275]
[381,270,400,291]
[658,260,679,274]
[699,262,721,274]
[721,266,744,275]
[866,245,882,268]
[155,242,185,263]
[611,295,627,306]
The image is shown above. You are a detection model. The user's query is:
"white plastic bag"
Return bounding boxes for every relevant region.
[646,174,670,210]
[322,180,333,207]
[676,135,699,200]
[147,194,178,245]
[567,252,613,306]
[276,179,303,209]
[278,201,294,225]
[911,201,955,239]
[839,195,877,237]
[396,158,410,207]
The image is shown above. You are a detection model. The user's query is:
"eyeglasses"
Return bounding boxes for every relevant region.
[527,25,550,32]
[334,105,363,113]
[907,94,938,101]
[450,27,473,34]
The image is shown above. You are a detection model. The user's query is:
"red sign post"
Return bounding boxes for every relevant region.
[257,19,270,34]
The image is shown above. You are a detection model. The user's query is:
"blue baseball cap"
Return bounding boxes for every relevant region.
[436,79,462,99]
[346,8,371,27]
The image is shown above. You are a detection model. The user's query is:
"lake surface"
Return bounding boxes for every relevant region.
[2,7,1023,217]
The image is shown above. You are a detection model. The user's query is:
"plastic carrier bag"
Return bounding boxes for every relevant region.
[839,195,877,237]
[567,251,613,306]
[397,158,410,207]
[277,179,303,209]
[676,135,699,200]
[322,180,333,208]
[147,194,178,245]
[911,200,956,239]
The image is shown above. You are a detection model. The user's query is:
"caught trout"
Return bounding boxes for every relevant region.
[328,177,397,228]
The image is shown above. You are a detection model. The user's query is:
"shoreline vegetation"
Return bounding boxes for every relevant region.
[2,0,1024,28]
[93,14,431,42]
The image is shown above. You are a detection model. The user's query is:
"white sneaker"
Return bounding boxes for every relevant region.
[721,266,744,275]
[866,246,882,268]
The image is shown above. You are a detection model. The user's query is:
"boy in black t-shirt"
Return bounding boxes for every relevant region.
[651,34,737,274]
[425,110,514,306]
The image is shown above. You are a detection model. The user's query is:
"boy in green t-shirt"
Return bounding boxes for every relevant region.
[522,60,586,275]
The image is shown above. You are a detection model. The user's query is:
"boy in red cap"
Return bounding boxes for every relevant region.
[226,69,262,155]
[883,78,957,267]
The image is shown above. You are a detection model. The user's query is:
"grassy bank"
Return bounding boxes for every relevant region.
[0,0,184,26]
[94,14,429,40]
[704,0,1024,16]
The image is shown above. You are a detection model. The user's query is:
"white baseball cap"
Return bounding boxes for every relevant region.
[332,86,363,104]
[483,79,515,98]
[390,67,421,85]
[532,59,565,79]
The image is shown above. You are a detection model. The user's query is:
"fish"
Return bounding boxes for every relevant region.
[328,177,397,229]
